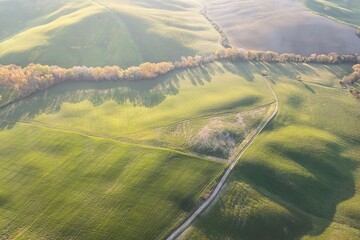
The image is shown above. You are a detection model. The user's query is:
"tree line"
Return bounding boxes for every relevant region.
[1,48,360,99]
[340,64,360,101]
[0,62,174,97]
[340,64,360,86]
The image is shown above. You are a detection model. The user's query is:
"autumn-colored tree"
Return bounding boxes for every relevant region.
[0,49,359,99]
[139,62,174,78]
[340,64,360,86]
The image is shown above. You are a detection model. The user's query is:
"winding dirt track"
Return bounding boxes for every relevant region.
[167,77,278,240]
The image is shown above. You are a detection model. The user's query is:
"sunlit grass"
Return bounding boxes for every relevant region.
[0,62,274,239]
[0,0,222,67]
[301,0,360,26]
[186,63,360,239]
[0,123,224,239]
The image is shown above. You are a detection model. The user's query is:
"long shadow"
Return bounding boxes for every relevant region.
[245,61,351,94]
[1,60,351,132]
[215,61,326,87]
[0,65,229,131]
[221,61,257,82]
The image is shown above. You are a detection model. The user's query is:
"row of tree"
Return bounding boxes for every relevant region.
[340,64,360,86]
[214,48,360,64]
[0,62,175,96]
[173,49,360,68]
[1,48,360,97]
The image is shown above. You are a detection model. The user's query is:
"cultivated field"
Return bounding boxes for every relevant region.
[300,0,360,26]
[0,0,222,67]
[205,0,360,54]
[0,123,224,240]
[183,63,360,240]
[0,62,274,239]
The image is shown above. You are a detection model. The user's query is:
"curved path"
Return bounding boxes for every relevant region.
[167,77,278,240]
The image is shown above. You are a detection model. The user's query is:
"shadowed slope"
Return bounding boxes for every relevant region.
[0,0,222,67]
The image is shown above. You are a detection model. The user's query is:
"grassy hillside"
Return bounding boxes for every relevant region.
[0,62,274,158]
[0,123,224,239]
[300,0,360,27]
[0,0,222,67]
[0,62,274,239]
[184,63,360,240]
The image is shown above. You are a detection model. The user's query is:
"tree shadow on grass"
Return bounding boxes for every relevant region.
[0,60,351,132]
[304,82,316,93]
[216,61,332,88]
[220,61,257,82]
[0,63,232,131]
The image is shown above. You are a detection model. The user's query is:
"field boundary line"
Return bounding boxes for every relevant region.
[298,0,359,30]
[9,120,220,164]
[200,0,231,48]
[166,76,278,240]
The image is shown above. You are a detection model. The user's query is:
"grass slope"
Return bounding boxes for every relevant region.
[300,0,360,27]
[0,0,222,67]
[0,62,274,158]
[0,62,273,239]
[128,106,271,160]
[0,123,224,239]
[184,63,360,240]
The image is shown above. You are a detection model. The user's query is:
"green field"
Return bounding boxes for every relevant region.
[0,0,222,67]
[0,123,225,239]
[0,62,277,239]
[184,63,360,239]
[300,0,360,27]
[1,0,360,239]
[0,61,359,239]
[0,62,274,159]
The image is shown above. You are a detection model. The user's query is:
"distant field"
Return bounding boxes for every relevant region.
[205,0,360,54]
[0,62,275,239]
[0,0,222,67]
[184,63,360,239]
[300,0,360,26]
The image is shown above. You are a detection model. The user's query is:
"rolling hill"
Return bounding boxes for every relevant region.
[1,1,360,239]
[0,62,275,239]
[183,63,360,240]
[0,0,222,67]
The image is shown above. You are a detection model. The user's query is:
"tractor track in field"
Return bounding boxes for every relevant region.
[166,77,278,240]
